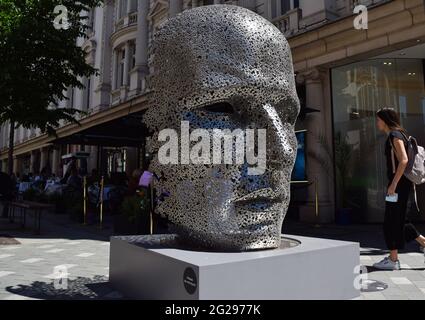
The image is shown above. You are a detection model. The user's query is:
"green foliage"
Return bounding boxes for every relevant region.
[307,130,333,175]
[46,192,66,213]
[334,131,357,208]
[307,130,358,209]
[0,0,102,134]
[68,199,83,222]
[47,192,63,204]
[22,187,50,203]
[22,187,40,201]
[62,188,83,220]
[120,192,150,224]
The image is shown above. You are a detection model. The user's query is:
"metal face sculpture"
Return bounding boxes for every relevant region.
[143,5,300,251]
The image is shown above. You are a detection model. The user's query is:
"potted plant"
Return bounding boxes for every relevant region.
[113,189,150,235]
[62,187,84,222]
[22,188,39,201]
[334,131,356,225]
[47,192,67,214]
[308,130,356,225]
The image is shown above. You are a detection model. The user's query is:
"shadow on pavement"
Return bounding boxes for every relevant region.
[0,215,112,243]
[284,221,425,253]
[5,275,124,300]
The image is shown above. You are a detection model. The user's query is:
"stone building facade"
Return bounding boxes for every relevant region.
[1,0,424,223]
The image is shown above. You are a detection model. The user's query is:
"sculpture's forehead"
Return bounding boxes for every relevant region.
[155,5,284,48]
[152,5,296,106]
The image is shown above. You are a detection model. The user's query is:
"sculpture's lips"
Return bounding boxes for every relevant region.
[241,221,275,231]
[233,188,285,205]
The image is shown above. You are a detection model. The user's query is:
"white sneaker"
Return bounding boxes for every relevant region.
[373,257,401,270]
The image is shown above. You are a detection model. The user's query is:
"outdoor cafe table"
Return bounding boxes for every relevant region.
[8,201,54,234]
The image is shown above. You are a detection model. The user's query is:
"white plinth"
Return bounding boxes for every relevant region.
[109,234,360,300]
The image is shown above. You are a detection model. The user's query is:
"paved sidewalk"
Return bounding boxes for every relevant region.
[285,222,425,300]
[2,213,425,300]
[0,213,120,300]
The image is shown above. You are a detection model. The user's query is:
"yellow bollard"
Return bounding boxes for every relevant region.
[99,176,104,229]
[314,177,321,228]
[150,182,154,235]
[83,176,87,225]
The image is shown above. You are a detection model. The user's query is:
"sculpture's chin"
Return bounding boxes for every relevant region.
[173,224,283,252]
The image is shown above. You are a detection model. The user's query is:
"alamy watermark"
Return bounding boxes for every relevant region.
[354,5,368,30]
[158,121,267,176]
[353,265,368,291]
[53,5,70,30]
[52,265,70,290]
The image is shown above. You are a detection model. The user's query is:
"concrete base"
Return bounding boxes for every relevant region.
[109,234,360,300]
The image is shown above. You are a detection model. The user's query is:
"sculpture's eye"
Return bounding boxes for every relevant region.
[201,102,234,115]
[287,109,299,125]
[276,98,299,126]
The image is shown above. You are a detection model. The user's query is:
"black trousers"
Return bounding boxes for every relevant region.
[384,176,420,250]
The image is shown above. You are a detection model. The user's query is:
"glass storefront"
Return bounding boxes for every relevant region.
[332,58,425,222]
[106,148,127,174]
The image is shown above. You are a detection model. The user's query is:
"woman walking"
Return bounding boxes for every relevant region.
[374,108,425,270]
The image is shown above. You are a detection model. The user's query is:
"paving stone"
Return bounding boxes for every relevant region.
[397,284,422,293]
[385,295,409,300]
[407,294,425,300]
[405,273,425,281]
[5,215,425,300]
[414,281,425,289]
[363,292,387,300]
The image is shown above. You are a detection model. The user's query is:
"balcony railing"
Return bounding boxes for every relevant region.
[115,17,124,31]
[129,12,138,25]
[111,89,121,105]
[273,8,302,38]
[352,0,389,8]
[114,12,138,32]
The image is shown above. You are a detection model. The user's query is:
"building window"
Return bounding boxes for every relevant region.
[88,8,96,31]
[84,76,91,111]
[129,41,136,70]
[116,48,126,88]
[271,0,299,19]
[128,0,137,13]
[118,0,127,19]
[281,0,291,14]
[69,87,74,108]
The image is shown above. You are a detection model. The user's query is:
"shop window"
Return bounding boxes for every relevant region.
[107,148,127,174]
[331,58,425,222]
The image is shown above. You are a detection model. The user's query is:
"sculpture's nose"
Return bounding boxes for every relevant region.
[236,102,296,195]
[262,103,297,171]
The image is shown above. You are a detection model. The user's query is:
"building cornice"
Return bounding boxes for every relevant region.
[110,25,137,49]
[288,0,425,72]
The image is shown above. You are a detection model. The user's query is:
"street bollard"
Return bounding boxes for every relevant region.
[99,176,104,229]
[83,176,87,225]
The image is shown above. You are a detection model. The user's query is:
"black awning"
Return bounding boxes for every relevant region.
[53,111,150,147]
